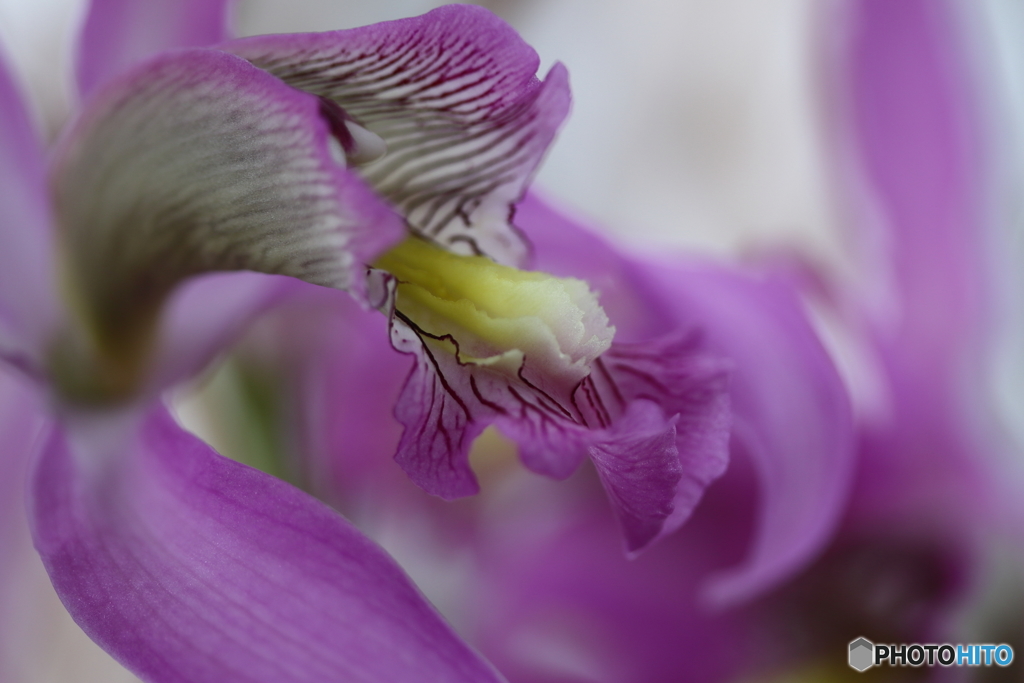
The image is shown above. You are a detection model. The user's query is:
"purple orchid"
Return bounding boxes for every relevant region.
[216,11,733,554]
[264,188,856,678]
[224,1,1022,681]
[1,2,738,680]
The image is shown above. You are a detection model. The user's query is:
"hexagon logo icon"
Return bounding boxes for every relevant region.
[849,637,874,672]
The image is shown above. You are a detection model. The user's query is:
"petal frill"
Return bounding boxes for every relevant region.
[515,194,854,601]
[30,405,504,683]
[594,334,731,553]
[54,47,403,336]
[382,281,541,498]
[225,5,571,267]
[0,45,60,377]
[586,400,681,555]
[77,0,234,99]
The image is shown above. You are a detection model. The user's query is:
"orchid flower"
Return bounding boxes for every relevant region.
[0,2,741,680]
[214,1,1024,681]
[218,10,734,554]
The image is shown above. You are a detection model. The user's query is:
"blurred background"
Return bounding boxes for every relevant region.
[1,1,1023,681]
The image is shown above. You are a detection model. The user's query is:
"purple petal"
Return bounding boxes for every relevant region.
[587,400,681,555]
[30,405,503,683]
[57,47,402,301]
[388,312,488,499]
[0,46,59,376]
[226,5,571,266]
[845,0,995,525]
[515,194,854,601]
[642,264,855,605]
[52,48,404,400]
[77,0,233,99]
[595,334,731,552]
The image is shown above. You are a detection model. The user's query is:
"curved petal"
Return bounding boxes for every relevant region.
[594,334,731,553]
[845,0,997,527]
[57,47,402,305]
[587,400,682,554]
[0,44,59,376]
[77,0,234,98]
[641,264,855,606]
[515,194,854,602]
[226,5,571,266]
[30,405,504,683]
[51,48,404,401]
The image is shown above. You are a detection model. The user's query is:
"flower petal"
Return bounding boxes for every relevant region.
[641,264,855,605]
[226,5,571,266]
[845,0,997,526]
[515,194,854,601]
[587,400,681,554]
[77,0,233,98]
[57,47,401,305]
[593,334,731,553]
[30,405,504,683]
[0,44,60,376]
[52,48,404,401]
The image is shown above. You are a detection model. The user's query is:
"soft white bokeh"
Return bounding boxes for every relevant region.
[974,0,1024,463]
[0,0,86,136]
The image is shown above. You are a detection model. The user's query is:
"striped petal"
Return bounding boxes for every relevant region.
[30,405,504,683]
[51,48,403,402]
[226,5,571,266]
